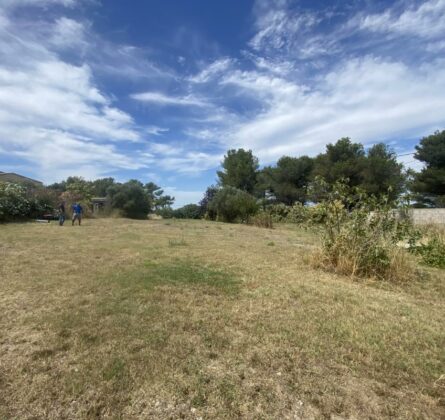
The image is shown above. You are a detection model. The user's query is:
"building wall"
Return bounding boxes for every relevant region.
[407,209,445,225]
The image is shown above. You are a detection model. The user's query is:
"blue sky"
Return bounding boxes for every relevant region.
[0,0,444,207]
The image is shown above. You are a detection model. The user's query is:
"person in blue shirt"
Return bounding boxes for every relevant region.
[71,202,83,226]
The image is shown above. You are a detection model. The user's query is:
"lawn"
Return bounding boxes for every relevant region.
[0,219,444,419]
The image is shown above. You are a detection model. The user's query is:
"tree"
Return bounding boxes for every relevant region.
[145,182,174,210]
[208,186,258,223]
[65,177,93,203]
[91,177,115,197]
[411,130,445,207]
[173,204,202,219]
[199,185,219,219]
[217,149,259,194]
[313,138,366,189]
[108,180,152,219]
[361,143,404,201]
[258,156,314,205]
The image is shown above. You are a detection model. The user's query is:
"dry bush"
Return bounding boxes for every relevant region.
[249,211,273,228]
[310,179,417,282]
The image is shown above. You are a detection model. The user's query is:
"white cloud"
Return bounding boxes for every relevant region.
[146,126,169,136]
[0,7,145,182]
[227,57,445,163]
[50,17,88,49]
[130,91,208,107]
[157,152,222,174]
[189,58,233,83]
[356,0,445,39]
[249,0,320,54]
[1,0,77,10]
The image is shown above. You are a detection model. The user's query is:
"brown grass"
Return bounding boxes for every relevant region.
[0,218,444,419]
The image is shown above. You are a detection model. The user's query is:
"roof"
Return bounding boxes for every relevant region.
[0,172,43,185]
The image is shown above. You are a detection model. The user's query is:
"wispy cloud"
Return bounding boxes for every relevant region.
[354,0,445,39]
[188,58,233,83]
[131,91,208,107]
[0,4,145,181]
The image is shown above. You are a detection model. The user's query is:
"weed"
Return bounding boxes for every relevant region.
[250,211,273,228]
[414,229,445,268]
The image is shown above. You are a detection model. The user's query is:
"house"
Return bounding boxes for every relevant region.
[0,172,43,187]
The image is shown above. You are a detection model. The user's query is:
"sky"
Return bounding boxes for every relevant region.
[0,0,444,207]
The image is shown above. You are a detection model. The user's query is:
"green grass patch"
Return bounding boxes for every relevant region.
[111,259,240,295]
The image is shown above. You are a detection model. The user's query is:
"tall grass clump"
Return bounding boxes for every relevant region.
[249,210,273,228]
[311,179,416,281]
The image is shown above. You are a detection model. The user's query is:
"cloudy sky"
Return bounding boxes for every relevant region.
[0,0,444,206]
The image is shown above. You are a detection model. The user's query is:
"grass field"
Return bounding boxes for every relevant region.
[0,218,444,419]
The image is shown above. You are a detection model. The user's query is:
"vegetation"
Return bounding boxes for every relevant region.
[0,219,443,418]
[412,227,445,269]
[257,155,313,205]
[208,186,258,223]
[217,148,258,194]
[310,179,416,281]
[0,182,56,221]
[411,130,445,207]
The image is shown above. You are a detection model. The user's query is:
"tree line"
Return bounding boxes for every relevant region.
[0,130,443,222]
[190,130,444,222]
[47,177,174,219]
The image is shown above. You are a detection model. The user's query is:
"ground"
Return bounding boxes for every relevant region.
[0,219,444,419]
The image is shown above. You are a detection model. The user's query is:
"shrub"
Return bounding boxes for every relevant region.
[414,229,445,268]
[250,211,273,228]
[312,179,416,281]
[208,186,258,223]
[268,203,291,222]
[108,180,151,219]
[173,204,202,219]
[0,182,31,221]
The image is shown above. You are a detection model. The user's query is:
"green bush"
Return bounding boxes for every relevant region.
[268,202,326,225]
[108,180,151,219]
[209,186,258,223]
[414,231,445,268]
[312,179,416,281]
[173,204,202,219]
[0,182,31,221]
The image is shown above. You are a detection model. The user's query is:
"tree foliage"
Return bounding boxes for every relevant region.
[209,186,258,223]
[258,156,314,205]
[145,182,174,210]
[411,130,445,207]
[361,143,404,201]
[108,180,152,219]
[217,149,259,194]
[313,137,366,188]
[199,185,219,220]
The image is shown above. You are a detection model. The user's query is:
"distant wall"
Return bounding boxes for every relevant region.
[406,209,445,225]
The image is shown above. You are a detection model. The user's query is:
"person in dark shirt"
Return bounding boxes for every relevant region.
[71,202,83,226]
[58,201,66,226]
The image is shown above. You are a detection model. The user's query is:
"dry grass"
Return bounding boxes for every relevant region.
[0,218,444,419]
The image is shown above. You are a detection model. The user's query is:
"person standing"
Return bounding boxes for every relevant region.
[72,202,83,226]
[58,201,66,226]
